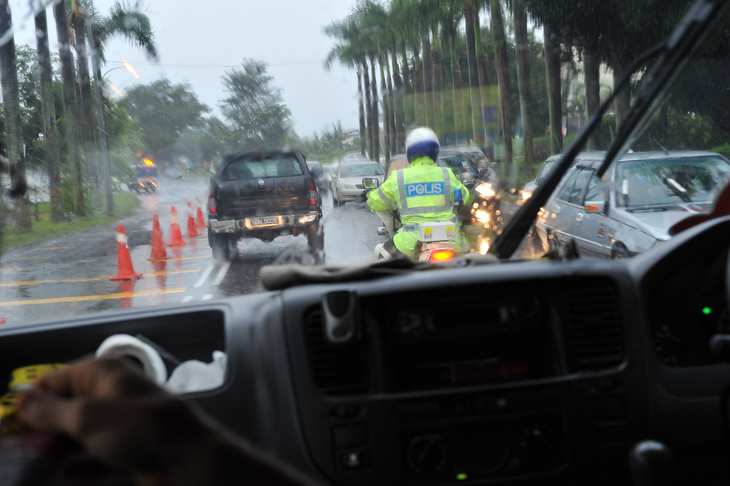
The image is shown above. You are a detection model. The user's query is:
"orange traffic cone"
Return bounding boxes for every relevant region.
[149,214,168,261]
[186,202,201,237]
[196,206,206,229]
[168,206,186,246]
[111,225,143,280]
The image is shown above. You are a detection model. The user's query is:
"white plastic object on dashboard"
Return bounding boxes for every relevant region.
[164,350,227,394]
[96,334,168,385]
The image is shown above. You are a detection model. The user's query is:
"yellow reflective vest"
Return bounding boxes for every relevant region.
[367,156,473,255]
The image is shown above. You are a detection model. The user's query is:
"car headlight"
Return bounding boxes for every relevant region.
[475,182,496,198]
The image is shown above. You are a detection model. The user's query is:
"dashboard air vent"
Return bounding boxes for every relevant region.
[562,280,624,371]
[304,308,370,395]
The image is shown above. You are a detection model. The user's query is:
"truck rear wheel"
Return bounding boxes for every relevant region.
[307,224,324,252]
[210,231,235,261]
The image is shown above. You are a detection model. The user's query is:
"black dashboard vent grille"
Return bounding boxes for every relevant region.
[304,309,370,395]
[562,280,624,371]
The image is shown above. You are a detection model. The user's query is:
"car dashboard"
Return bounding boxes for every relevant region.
[3,218,730,485]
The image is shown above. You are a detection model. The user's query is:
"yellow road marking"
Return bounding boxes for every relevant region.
[0,268,200,287]
[0,288,186,306]
[8,256,47,260]
[168,255,211,261]
[30,246,73,251]
[0,267,26,272]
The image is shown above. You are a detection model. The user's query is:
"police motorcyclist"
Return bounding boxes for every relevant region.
[366,127,473,259]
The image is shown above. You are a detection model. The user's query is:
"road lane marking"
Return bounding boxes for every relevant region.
[202,294,213,301]
[0,267,26,272]
[194,264,215,288]
[8,256,47,260]
[0,288,186,306]
[169,255,211,261]
[0,268,200,287]
[30,246,73,251]
[181,296,193,303]
[211,261,231,286]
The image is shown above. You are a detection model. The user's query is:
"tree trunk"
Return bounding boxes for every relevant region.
[379,54,390,163]
[613,64,631,131]
[35,8,63,222]
[412,46,423,124]
[358,69,367,157]
[513,0,533,167]
[400,44,412,130]
[363,61,373,159]
[449,30,465,142]
[491,0,512,166]
[422,34,433,127]
[54,0,85,215]
[0,0,31,232]
[370,57,380,164]
[463,0,479,89]
[544,22,563,155]
[584,53,601,150]
[473,8,490,87]
[431,24,444,138]
[385,53,397,155]
[392,42,405,152]
[72,9,102,210]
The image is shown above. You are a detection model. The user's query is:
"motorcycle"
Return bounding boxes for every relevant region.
[362,177,470,263]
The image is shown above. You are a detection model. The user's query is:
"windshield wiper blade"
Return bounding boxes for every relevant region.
[663,177,692,202]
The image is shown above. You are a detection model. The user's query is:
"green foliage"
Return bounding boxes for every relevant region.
[220,59,293,151]
[122,79,210,162]
[297,121,360,162]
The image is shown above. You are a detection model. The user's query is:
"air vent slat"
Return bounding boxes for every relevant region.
[304,309,370,395]
[563,280,624,371]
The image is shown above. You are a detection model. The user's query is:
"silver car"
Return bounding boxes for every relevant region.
[331,161,385,206]
[534,151,730,258]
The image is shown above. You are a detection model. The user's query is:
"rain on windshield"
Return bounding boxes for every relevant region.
[0,0,728,324]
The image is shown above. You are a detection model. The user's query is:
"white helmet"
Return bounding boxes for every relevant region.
[405,127,439,162]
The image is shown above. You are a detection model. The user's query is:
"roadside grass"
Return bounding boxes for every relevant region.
[1,192,141,253]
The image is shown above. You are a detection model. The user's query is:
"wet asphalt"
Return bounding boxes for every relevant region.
[0,177,385,326]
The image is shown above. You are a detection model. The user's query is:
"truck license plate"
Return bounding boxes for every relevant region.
[249,216,278,226]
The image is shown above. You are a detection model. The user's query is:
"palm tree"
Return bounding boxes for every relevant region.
[513,0,534,167]
[324,16,370,157]
[0,0,31,231]
[490,0,513,165]
[34,6,63,222]
[54,0,85,215]
[84,0,158,215]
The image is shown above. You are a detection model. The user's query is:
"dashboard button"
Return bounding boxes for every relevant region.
[398,401,440,422]
[593,397,626,421]
[337,449,369,470]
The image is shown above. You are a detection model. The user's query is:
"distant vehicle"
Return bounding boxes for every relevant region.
[442,145,491,169]
[306,160,328,194]
[163,168,183,180]
[523,155,561,199]
[207,149,323,260]
[534,151,730,258]
[129,159,158,192]
[331,161,385,206]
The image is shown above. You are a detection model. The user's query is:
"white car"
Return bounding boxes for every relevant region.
[331,161,385,206]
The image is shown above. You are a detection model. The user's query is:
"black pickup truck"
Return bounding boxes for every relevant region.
[207,149,323,260]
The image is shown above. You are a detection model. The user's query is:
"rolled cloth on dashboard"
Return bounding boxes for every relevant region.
[259,254,499,291]
[96,334,168,385]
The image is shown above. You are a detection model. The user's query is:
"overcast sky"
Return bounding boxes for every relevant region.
[8,0,360,138]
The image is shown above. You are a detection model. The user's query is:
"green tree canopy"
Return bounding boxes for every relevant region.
[220,59,293,151]
[122,79,209,162]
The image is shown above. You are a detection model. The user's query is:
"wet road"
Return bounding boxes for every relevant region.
[0,178,385,326]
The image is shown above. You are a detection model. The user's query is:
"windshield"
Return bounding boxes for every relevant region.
[0,0,727,323]
[340,164,384,178]
[615,156,730,207]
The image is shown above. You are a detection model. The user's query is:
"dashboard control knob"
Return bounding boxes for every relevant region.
[406,434,447,475]
[629,440,675,486]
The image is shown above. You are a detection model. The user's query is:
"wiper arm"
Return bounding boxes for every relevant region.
[663,177,692,202]
[490,43,664,259]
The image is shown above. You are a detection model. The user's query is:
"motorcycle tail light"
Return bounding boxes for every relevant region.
[208,191,216,213]
[429,248,455,263]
